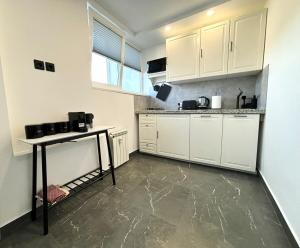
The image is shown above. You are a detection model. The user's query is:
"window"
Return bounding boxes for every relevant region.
[122,43,142,93]
[92,19,122,87]
[122,66,141,93]
[91,53,120,86]
[91,15,144,94]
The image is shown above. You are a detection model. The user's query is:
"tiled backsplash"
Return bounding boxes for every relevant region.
[135,72,268,111]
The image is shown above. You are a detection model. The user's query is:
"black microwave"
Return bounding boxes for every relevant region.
[147,57,166,74]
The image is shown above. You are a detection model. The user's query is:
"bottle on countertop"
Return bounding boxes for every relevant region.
[251,95,258,109]
[178,102,182,110]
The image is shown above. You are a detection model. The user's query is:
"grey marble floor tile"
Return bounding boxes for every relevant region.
[0,153,292,248]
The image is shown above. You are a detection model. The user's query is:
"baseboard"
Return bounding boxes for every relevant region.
[129,149,139,158]
[0,206,44,240]
[258,171,299,248]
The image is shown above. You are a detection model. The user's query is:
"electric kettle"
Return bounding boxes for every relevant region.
[198,96,210,109]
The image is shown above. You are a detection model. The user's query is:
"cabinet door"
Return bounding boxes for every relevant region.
[139,123,156,144]
[228,10,267,73]
[166,31,200,82]
[200,21,229,77]
[157,115,190,160]
[221,114,260,172]
[190,114,223,165]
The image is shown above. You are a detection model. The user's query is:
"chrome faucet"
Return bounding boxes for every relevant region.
[236,88,243,109]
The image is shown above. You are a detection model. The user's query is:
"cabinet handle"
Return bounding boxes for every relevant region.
[157,131,159,139]
[201,115,211,118]
[200,49,203,58]
[145,124,149,127]
[234,115,248,118]
[230,41,233,52]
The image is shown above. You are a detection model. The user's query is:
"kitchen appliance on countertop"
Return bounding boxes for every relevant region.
[198,96,210,109]
[241,95,258,109]
[68,112,88,132]
[182,100,198,110]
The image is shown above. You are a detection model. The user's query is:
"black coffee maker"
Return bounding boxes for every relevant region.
[68,112,88,132]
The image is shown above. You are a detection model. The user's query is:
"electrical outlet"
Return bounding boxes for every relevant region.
[33,59,44,70]
[45,62,55,72]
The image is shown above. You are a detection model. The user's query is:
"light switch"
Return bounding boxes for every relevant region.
[33,59,44,70]
[45,62,55,72]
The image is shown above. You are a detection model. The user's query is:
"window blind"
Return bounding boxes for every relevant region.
[124,43,141,71]
[93,19,122,62]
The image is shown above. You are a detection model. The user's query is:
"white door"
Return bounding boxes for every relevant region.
[157,115,190,160]
[221,114,260,172]
[190,114,223,165]
[166,31,200,82]
[228,10,267,73]
[200,21,229,77]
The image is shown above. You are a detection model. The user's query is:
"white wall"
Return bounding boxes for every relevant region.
[260,0,300,244]
[0,0,138,227]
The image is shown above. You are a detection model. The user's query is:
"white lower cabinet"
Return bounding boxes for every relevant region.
[138,113,260,173]
[221,114,260,172]
[190,114,223,165]
[139,114,157,154]
[156,115,190,160]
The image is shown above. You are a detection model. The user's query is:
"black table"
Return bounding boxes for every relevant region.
[19,126,116,235]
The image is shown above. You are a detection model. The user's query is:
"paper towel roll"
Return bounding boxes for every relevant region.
[212,96,222,109]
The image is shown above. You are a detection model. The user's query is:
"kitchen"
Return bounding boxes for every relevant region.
[0,0,299,247]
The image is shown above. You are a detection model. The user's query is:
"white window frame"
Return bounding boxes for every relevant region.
[88,5,144,96]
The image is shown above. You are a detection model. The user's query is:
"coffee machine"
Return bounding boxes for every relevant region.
[68,112,88,132]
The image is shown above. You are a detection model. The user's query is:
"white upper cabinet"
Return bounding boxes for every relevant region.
[228,10,267,73]
[200,21,230,77]
[166,31,200,82]
[156,115,190,160]
[165,10,267,83]
[190,114,223,165]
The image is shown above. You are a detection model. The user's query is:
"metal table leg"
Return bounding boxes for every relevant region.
[105,130,115,185]
[31,145,37,221]
[96,134,103,176]
[41,145,48,235]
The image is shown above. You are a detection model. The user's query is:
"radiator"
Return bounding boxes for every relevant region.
[99,128,129,170]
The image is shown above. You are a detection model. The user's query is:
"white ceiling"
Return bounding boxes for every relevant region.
[95,0,267,50]
[95,0,227,33]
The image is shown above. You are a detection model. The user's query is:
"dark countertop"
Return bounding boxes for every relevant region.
[135,109,265,114]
